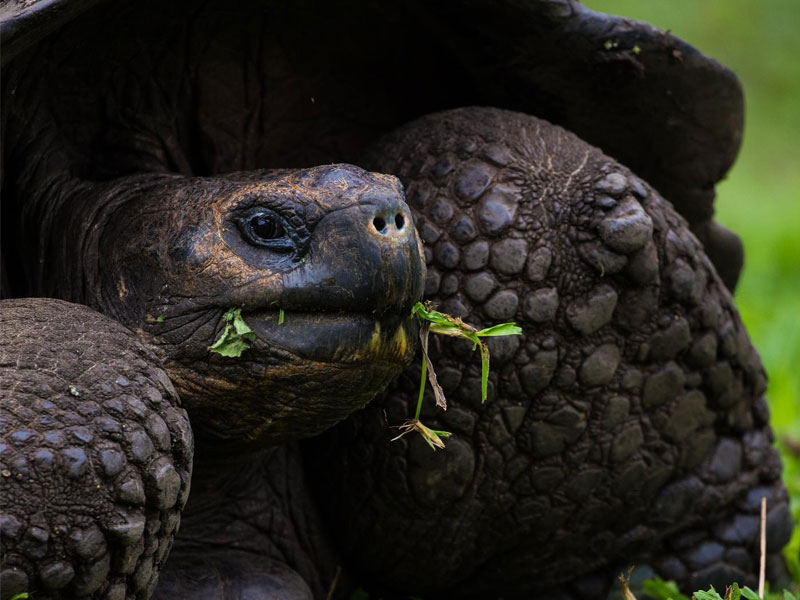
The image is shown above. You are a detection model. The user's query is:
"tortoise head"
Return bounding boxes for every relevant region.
[80,164,425,446]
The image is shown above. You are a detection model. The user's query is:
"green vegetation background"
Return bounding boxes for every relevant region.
[587,0,800,584]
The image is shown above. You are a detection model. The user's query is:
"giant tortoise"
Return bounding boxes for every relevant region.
[0,0,794,599]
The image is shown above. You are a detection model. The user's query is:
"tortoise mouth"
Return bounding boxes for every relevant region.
[246,309,416,364]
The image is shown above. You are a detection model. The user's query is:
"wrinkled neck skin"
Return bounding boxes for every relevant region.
[29,173,175,313]
[3,54,170,308]
[163,444,340,599]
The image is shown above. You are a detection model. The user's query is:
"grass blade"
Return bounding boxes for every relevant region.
[477,323,523,337]
[479,342,490,403]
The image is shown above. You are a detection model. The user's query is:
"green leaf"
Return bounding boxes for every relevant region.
[409,301,524,422]
[479,342,490,403]
[209,336,251,357]
[740,588,760,600]
[390,419,452,451]
[278,308,285,325]
[208,325,234,351]
[463,331,482,346]
[728,582,742,600]
[427,429,452,437]
[208,308,254,357]
[476,322,523,337]
[413,302,479,336]
[694,587,725,600]
[9,594,29,600]
[642,577,690,600]
[429,322,468,337]
[418,425,451,450]
[411,303,456,327]
[231,310,255,338]
[783,591,798,600]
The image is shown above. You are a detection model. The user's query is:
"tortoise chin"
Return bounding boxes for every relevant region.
[164,310,419,448]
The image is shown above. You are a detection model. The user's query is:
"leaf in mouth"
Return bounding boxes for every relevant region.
[208,308,255,358]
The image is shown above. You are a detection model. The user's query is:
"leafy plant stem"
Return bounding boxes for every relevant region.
[401,301,521,450]
[415,353,427,421]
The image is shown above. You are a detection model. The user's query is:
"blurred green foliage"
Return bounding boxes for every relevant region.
[588,0,800,585]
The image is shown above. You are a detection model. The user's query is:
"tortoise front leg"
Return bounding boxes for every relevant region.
[0,298,192,600]
[650,466,794,591]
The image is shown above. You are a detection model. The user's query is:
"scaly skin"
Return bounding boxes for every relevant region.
[308,108,793,598]
[0,299,193,600]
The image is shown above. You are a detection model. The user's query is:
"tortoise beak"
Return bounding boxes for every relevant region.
[277,195,426,314]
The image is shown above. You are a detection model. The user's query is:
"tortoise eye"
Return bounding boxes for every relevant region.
[239,209,293,251]
[250,214,283,240]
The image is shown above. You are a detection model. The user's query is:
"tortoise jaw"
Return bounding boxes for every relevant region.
[160,307,420,447]
[245,309,416,364]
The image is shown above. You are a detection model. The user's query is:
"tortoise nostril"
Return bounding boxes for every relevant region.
[373,216,387,233]
[371,208,409,237]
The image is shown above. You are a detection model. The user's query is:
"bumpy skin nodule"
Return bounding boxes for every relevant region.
[0,298,193,600]
[309,108,794,598]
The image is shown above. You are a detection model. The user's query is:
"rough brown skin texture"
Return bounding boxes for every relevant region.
[94,167,424,447]
[0,299,193,599]
[309,108,794,598]
[151,446,342,600]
